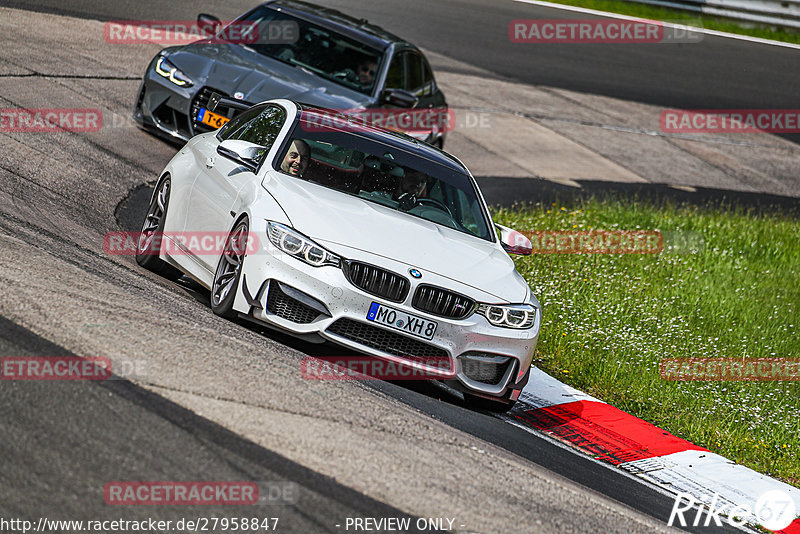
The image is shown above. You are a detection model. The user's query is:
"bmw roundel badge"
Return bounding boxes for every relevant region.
[409,268,422,279]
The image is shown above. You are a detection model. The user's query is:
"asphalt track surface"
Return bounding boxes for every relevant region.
[0,317,428,533]
[6,0,800,114]
[0,264,738,534]
[0,0,792,533]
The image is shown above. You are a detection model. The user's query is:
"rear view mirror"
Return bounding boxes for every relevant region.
[496,224,532,255]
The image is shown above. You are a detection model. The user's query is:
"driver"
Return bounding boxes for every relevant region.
[357,60,378,87]
[395,170,427,199]
[394,170,427,210]
[280,139,310,177]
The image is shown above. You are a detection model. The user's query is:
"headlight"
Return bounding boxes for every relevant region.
[476,303,537,329]
[154,56,193,87]
[267,222,341,267]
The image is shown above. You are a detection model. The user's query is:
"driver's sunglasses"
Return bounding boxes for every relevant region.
[359,65,376,76]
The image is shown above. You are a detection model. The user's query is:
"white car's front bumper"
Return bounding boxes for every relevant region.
[232,220,540,400]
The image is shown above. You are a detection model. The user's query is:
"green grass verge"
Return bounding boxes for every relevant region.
[493,199,799,486]
[537,0,800,44]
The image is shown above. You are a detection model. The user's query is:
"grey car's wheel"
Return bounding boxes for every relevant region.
[136,176,182,280]
[211,218,249,319]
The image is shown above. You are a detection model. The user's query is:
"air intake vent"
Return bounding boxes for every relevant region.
[459,353,513,386]
[266,281,326,324]
[327,318,449,365]
[412,285,475,319]
[343,261,409,302]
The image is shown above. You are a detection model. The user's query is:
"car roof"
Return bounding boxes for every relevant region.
[264,0,413,50]
[295,103,468,174]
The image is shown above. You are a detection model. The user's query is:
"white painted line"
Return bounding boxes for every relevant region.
[512,0,800,50]
[508,367,798,531]
[499,414,755,532]
[622,450,800,529]
[516,366,604,409]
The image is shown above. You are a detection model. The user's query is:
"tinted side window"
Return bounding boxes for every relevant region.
[217,104,267,141]
[405,53,424,94]
[385,52,404,89]
[219,106,286,165]
[235,106,286,152]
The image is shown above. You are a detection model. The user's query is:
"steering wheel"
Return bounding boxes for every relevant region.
[332,68,357,83]
[415,198,453,217]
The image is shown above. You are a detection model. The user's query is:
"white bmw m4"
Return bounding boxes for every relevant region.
[136,98,540,410]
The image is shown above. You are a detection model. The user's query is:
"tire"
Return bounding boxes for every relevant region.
[210,218,249,319]
[136,176,182,280]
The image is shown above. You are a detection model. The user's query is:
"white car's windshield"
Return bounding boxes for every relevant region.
[274,127,493,241]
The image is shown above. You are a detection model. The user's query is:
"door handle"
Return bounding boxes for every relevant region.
[205,156,215,169]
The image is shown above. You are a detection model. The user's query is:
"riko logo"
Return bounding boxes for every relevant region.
[668,490,796,530]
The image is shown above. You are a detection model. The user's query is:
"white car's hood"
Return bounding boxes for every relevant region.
[264,173,529,302]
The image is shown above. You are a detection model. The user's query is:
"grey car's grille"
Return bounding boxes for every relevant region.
[460,354,513,386]
[327,319,449,366]
[266,282,321,324]
[190,87,248,135]
[343,261,409,303]
[412,285,475,319]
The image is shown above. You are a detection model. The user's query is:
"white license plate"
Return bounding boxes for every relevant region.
[366,302,438,340]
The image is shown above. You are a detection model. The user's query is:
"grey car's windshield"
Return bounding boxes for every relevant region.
[273,125,493,241]
[235,7,384,95]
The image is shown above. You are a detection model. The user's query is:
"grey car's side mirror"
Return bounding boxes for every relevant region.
[496,224,533,255]
[382,88,419,108]
[217,140,264,172]
[198,13,222,35]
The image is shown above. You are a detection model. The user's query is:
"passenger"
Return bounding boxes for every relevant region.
[280,139,310,177]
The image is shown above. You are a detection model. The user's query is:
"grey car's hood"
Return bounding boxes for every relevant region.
[264,172,529,303]
[167,42,371,109]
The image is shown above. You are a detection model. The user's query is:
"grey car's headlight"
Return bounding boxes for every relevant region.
[154,56,193,87]
[267,222,341,267]
[476,303,537,329]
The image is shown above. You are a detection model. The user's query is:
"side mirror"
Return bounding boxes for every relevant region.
[207,92,250,113]
[496,224,532,255]
[198,13,222,35]
[217,140,264,172]
[382,88,419,108]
